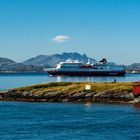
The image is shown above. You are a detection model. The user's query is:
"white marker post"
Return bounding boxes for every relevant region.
[85,85,91,90]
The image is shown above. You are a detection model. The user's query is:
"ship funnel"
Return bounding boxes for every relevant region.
[99,58,107,64]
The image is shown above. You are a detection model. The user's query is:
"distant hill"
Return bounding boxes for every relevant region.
[1,53,140,73]
[23,52,96,67]
[0,52,96,73]
[0,57,15,67]
[126,63,140,73]
[0,57,44,72]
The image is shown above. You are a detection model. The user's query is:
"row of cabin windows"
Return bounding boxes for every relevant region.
[61,66,80,68]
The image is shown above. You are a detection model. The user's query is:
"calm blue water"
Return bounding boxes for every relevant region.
[0,101,140,140]
[0,73,140,90]
[0,74,140,139]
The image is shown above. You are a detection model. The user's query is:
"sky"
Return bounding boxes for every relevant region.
[0,0,140,64]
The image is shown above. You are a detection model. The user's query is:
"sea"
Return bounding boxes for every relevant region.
[0,73,140,90]
[0,73,140,140]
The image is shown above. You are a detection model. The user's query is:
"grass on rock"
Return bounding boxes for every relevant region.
[11,82,133,95]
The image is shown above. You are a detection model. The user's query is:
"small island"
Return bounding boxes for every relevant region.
[0,82,140,104]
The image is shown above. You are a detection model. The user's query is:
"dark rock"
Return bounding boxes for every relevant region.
[0,88,136,104]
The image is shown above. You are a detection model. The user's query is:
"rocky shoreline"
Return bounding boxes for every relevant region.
[0,82,139,104]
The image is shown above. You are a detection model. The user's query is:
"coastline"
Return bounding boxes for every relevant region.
[0,82,139,104]
[0,71,139,74]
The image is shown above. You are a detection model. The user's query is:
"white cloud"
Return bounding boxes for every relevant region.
[52,35,70,43]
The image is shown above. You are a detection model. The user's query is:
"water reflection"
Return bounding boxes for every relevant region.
[133,103,140,110]
[1,73,140,90]
[56,76,62,82]
[56,75,125,82]
[55,74,140,83]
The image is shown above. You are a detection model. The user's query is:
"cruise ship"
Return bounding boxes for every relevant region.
[47,58,125,76]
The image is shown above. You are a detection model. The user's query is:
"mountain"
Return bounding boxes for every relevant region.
[126,63,140,73]
[0,53,96,73]
[0,57,15,67]
[23,52,96,67]
[1,53,140,73]
[0,57,44,72]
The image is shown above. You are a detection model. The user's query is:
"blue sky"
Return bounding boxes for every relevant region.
[0,0,140,64]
